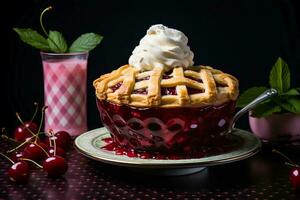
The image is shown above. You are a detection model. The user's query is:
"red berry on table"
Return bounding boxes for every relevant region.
[290,168,300,190]
[46,131,71,150]
[8,161,30,183]
[273,149,300,191]
[14,121,38,142]
[47,146,66,157]
[43,156,68,177]
[24,142,48,161]
[9,150,33,162]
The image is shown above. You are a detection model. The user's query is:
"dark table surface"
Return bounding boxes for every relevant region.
[1,139,300,200]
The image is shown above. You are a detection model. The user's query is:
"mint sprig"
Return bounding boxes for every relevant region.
[12,28,51,51]
[69,33,103,53]
[47,30,68,53]
[269,57,290,94]
[13,6,103,53]
[237,57,300,117]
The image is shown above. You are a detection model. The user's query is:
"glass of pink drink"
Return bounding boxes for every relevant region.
[41,52,89,137]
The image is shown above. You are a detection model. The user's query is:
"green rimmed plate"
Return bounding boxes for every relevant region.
[74,127,261,175]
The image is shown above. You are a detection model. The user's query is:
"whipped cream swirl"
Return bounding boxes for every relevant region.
[129,24,194,71]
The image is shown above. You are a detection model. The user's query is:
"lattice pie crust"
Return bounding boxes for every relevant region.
[93,65,239,108]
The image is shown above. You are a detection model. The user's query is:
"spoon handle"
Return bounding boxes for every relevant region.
[228,88,278,132]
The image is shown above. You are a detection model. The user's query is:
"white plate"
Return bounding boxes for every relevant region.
[74,127,261,175]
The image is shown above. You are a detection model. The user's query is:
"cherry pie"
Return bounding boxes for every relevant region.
[93,65,238,108]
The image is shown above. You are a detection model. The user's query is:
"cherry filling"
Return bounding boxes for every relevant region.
[162,74,172,79]
[133,88,148,95]
[188,76,203,83]
[187,87,203,95]
[161,87,177,95]
[110,82,122,92]
[136,76,150,82]
[96,99,237,159]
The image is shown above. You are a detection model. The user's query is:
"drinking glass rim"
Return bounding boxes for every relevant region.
[40,51,89,56]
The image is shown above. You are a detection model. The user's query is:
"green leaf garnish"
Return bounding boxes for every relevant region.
[280,98,300,113]
[237,87,268,107]
[238,57,299,118]
[251,102,281,118]
[69,33,103,53]
[269,57,290,94]
[13,7,103,53]
[13,28,51,51]
[282,89,300,96]
[47,30,68,53]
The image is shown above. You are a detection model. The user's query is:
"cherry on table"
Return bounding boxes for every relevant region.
[9,150,32,163]
[24,142,48,161]
[14,121,38,142]
[47,146,66,157]
[272,149,300,191]
[43,156,68,177]
[290,168,300,190]
[8,161,30,183]
[46,131,71,150]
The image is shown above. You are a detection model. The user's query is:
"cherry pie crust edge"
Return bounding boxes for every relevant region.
[93,65,239,108]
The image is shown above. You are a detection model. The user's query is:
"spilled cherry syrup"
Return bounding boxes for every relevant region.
[101,136,242,159]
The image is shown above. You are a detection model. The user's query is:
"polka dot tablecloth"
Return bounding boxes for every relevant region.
[1,142,300,200]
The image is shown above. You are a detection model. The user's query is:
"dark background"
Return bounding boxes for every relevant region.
[1,0,300,134]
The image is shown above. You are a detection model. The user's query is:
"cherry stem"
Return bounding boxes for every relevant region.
[1,134,18,143]
[16,112,35,137]
[40,6,52,37]
[6,133,44,153]
[1,128,18,143]
[29,102,39,123]
[19,158,43,169]
[39,6,61,52]
[272,149,296,166]
[0,152,15,164]
[48,129,53,147]
[35,106,48,143]
[49,129,56,156]
[285,162,300,168]
[35,142,50,158]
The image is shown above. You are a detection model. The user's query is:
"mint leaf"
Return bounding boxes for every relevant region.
[251,102,281,118]
[47,30,68,53]
[69,33,103,52]
[237,87,268,107]
[13,28,51,51]
[281,98,300,113]
[282,89,300,96]
[269,57,290,94]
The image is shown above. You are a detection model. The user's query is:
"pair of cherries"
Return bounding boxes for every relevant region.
[1,103,71,183]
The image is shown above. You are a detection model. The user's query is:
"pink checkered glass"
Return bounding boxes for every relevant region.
[41,52,89,136]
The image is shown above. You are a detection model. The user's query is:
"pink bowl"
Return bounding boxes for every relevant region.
[249,113,300,143]
[96,99,236,155]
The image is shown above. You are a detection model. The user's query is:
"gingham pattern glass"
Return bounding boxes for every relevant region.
[41,52,88,136]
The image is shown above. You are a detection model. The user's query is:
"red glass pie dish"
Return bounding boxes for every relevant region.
[96,99,236,155]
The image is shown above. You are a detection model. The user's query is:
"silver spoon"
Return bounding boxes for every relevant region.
[226,88,278,134]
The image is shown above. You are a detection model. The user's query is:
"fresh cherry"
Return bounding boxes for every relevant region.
[0,152,30,184]
[14,121,38,142]
[24,142,48,161]
[8,161,30,183]
[46,131,71,150]
[273,149,300,191]
[290,168,300,190]
[9,150,33,162]
[43,156,68,177]
[14,102,40,142]
[47,146,66,157]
